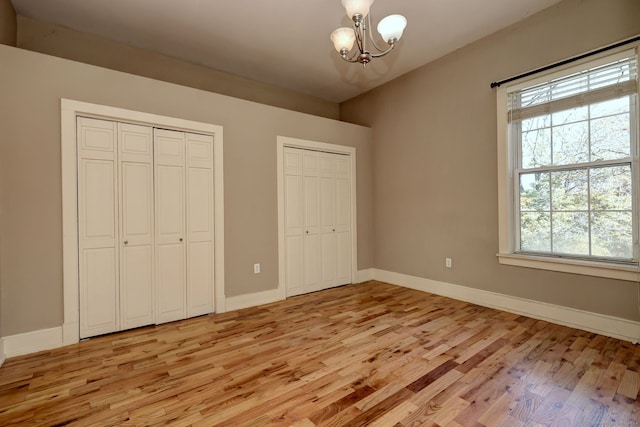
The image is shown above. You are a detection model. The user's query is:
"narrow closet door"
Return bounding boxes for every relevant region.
[186,133,214,317]
[334,155,352,285]
[283,148,304,296]
[155,129,186,323]
[303,151,322,292]
[319,154,337,289]
[78,117,119,338]
[119,123,154,330]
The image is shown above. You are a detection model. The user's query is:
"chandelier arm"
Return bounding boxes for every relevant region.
[354,22,365,54]
[369,43,396,59]
[340,54,361,63]
[366,13,387,54]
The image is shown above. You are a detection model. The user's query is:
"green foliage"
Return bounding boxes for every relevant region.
[517,95,634,259]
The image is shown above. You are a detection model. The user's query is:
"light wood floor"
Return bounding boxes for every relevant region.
[1,281,639,426]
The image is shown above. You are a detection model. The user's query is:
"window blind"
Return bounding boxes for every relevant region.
[508,55,637,122]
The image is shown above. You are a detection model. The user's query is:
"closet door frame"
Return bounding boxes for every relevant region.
[61,99,225,345]
[276,136,358,300]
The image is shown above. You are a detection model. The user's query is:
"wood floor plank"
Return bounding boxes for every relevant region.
[0,281,638,426]
[618,369,640,400]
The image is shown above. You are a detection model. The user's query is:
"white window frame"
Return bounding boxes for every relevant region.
[497,48,640,281]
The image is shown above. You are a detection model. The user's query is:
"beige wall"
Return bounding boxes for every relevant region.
[16,16,339,120]
[0,0,16,46]
[340,0,640,321]
[0,45,373,336]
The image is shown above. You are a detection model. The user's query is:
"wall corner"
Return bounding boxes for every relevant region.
[0,0,17,47]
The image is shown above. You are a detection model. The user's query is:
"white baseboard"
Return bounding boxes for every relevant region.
[356,268,375,283]
[2,326,63,359]
[225,289,281,312]
[0,338,5,367]
[62,321,79,346]
[372,268,640,344]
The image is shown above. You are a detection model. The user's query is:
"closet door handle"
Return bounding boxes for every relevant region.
[305,231,309,234]
[124,240,128,245]
[179,238,183,242]
[333,229,336,232]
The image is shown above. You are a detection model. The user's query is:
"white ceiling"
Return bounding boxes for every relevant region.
[11,0,563,103]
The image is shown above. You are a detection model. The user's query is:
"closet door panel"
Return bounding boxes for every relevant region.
[155,129,186,323]
[120,123,153,162]
[304,234,322,292]
[80,159,118,247]
[120,161,154,328]
[155,130,185,166]
[319,155,336,288]
[81,248,118,337]
[78,117,116,157]
[78,117,119,339]
[187,241,213,316]
[285,174,304,295]
[120,245,153,328]
[187,167,213,241]
[335,157,351,233]
[321,232,337,288]
[303,152,320,236]
[120,162,153,241]
[320,174,335,234]
[157,244,186,323]
[336,230,351,285]
[284,148,304,295]
[156,165,185,242]
[285,236,304,296]
[335,156,351,285]
[188,133,213,169]
[119,123,154,329]
[285,175,303,234]
[303,151,321,292]
[186,133,214,316]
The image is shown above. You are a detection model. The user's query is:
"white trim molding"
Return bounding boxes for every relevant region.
[60,99,226,345]
[356,269,375,283]
[498,253,640,282]
[0,339,5,367]
[2,327,64,359]
[372,268,640,344]
[276,136,358,300]
[225,289,281,312]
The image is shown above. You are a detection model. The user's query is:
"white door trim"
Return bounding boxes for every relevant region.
[61,99,225,345]
[276,136,357,300]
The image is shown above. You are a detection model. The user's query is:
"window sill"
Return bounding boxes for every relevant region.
[497,253,640,282]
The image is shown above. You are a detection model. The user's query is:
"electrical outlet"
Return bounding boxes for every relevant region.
[254,263,261,274]
[445,258,452,268]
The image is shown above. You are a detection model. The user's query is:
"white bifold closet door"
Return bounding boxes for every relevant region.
[118,123,154,330]
[78,117,120,338]
[78,118,154,337]
[154,129,187,324]
[78,118,214,339]
[284,147,351,297]
[185,133,215,318]
[155,129,214,324]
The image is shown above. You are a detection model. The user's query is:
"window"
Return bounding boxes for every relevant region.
[497,50,639,280]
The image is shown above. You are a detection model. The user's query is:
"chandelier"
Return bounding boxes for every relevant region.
[330,0,407,66]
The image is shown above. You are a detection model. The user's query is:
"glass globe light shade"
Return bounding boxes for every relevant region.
[377,14,407,42]
[342,0,375,19]
[330,27,356,52]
